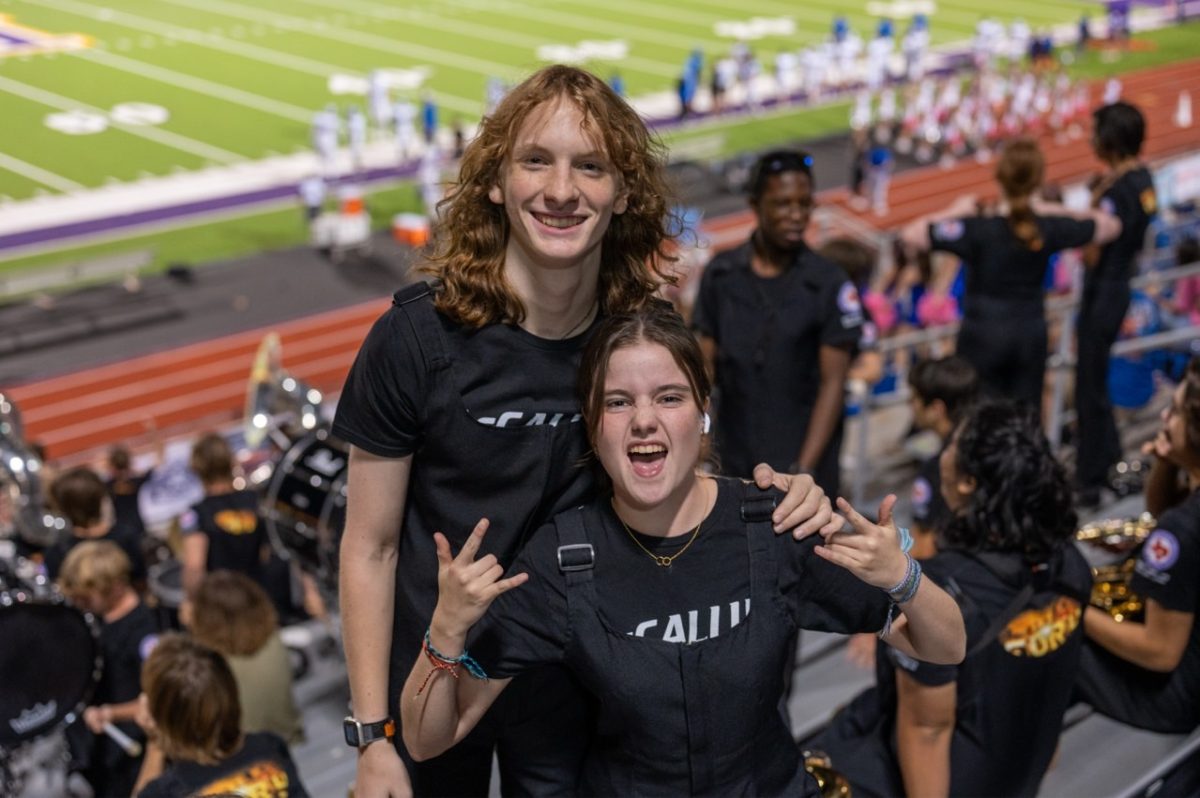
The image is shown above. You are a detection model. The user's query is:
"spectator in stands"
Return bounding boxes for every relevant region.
[179,433,269,597]
[59,541,159,798]
[815,401,1090,797]
[1077,102,1157,508]
[399,303,965,793]
[1075,356,1200,733]
[906,356,980,558]
[900,138,1120,410]
[333,65,832,798]
[186,570,303,745]
[694,149,864,498]
[1172,236,1200,325]
[46,465,147,586]
[105,436,158,539]
[134,634,309,797]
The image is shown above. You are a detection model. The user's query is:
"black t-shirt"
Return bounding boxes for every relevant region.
[333,305,590,457]
[107,470,152,536]
[475,478,889,679]
[181,491,265,580]
[331,287,600,708]
[910,449,949,534]
[692,241,863,476]
[881,545,1092,797]
[138,731,309,798]
[1130,487,1200,704]
[928,215,1095,318]
[84,602,159,798]
[44,522,148,585]
[1091,166,1156,286]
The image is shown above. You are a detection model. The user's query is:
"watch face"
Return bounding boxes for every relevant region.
[343,719,360,747]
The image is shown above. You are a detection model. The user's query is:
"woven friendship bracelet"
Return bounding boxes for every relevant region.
[885,555,923,604]
[416,628,489,696]
[897,526,914,554]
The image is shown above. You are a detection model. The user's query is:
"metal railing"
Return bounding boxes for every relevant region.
[846,259,1200,503]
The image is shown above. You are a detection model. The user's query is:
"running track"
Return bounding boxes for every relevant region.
[11,59,1200,462]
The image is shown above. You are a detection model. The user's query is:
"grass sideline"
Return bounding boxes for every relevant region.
[2,22,1196,280]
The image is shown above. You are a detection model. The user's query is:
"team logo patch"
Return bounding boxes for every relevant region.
[933,219,963,241]
[999,596,1082,658]
[139,634,160,662]
[837,281,862,314]
[1142,529,1180,571]
[1099,197,1116,215]
[911,477,931,509]
[1140,188,1157,215]
[178,509,198,532]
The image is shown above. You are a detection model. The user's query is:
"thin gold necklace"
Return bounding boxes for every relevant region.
[615,507,703,568]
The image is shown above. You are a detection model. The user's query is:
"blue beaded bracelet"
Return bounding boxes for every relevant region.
[424,628,488,681]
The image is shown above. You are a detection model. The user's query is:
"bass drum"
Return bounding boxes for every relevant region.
[0,558,100,752]
[261,429,348,594]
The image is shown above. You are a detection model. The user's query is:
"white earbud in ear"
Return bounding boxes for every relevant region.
[702,412,711,435]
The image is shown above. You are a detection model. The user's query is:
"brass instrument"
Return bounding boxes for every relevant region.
[802,750,852,798]
[1076,513,1156,622]
[0,392,67,549]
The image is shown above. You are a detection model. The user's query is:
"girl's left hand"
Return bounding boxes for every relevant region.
[814,495,909,589]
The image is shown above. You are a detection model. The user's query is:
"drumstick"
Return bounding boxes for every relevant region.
[104,722,143,757]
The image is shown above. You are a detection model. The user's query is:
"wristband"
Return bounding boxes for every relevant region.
[416,628,489,696]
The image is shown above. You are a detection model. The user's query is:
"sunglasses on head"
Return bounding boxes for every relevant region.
[748,150,814,194]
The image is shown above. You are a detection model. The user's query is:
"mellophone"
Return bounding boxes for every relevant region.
[1075,513,1156,623]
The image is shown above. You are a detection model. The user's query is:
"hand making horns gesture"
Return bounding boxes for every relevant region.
[432,520,529,638]
[814,495,910,591]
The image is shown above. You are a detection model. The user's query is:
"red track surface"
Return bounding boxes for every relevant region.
[10,59,1200,462]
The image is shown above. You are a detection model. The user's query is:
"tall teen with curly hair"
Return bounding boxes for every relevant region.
[814,402,1091,797]
[333,65,839,798]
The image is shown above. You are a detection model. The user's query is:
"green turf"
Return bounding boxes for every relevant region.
[0,2,1187,278]
[0,0,1096,199]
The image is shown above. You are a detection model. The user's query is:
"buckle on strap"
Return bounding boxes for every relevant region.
[740,494,778,524]
[557,543,595,572]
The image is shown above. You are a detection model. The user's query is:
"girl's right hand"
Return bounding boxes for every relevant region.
[431,519,528,640]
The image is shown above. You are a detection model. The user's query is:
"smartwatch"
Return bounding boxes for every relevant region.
[343,716,396,748]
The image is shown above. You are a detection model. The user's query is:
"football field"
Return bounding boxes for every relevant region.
[0,0,1100,202]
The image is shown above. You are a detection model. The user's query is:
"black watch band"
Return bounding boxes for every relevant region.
[343,716,395,748]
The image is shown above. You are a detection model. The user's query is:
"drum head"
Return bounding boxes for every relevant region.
[0,593,99,750]
[262,430,347,590]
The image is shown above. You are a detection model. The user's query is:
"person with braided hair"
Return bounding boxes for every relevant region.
[900,138,1120,409]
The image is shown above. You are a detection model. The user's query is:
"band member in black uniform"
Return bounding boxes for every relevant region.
[1075,356,1200,733]
[694,150,864,497]
[400,304,965,795]
[900,138,1120,409]
[1076,101,1158,507]
[814,401,1091,797]
[45,465,148,587]
[333,66,837,798]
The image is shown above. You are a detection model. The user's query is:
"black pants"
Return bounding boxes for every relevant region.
[1075,641,1198,734]
[402,663,593,797]
[1075,285,1130,489]
[957,316,1047,409]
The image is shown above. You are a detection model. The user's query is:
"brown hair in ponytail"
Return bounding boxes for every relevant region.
[995,138,1045,251]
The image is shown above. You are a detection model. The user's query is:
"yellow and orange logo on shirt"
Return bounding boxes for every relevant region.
[214,509,258,536]
[998,596,1082,658]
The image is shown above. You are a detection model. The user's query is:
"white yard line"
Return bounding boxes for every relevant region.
[77,50,314,123]
[281,0,681,78]
[446,0,723,51]
[158,0,515,77]
[0,151,86,193]
[21,0,481,114]
[0,74,243,164]
[28,0,359,78]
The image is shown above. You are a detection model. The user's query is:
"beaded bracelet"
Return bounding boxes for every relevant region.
[884,554,922,605]
[416,628,489,696]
